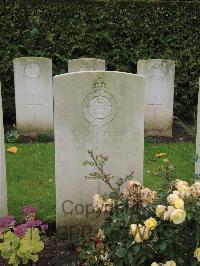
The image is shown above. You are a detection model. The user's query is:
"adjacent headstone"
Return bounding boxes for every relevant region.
[68,58,106,73]
[137,59,175,137]
[0,83,8,216]
[195,78,200,178]
[13,57,53,136]
[54,71,145,229]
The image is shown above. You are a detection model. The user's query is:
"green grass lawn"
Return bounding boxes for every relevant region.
[6,142,195,222]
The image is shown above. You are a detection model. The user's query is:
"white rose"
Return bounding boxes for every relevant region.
[163,206,175,221]
[156,205,166,218]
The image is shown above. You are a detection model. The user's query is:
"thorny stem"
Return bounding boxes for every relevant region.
[89,151,122,200]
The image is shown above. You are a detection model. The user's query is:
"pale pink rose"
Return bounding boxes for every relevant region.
[190,182,200,197]
[123,180,143,207]
[141,188,156,207]
[175,180,189,194]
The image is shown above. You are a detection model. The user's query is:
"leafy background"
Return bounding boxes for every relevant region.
[0,0,199,124]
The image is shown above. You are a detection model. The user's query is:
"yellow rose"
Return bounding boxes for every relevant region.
[156,205,166,218]
[173,198,184,209]
[144,217,157,230]
[130,224,137,236]
[165,260,176,266]
[177,184,189,193]
[151,263,159,266]
[139,226,151,240]
[134,232,142,243]
[170,209,186,224]
[194,247,200,262]
[167,193,179,205]
[175,179,188,187]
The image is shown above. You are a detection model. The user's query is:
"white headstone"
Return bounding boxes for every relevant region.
[137,59,175,137]
[68,58,106,73]
[195,78,200,178]
[0,83,8,216]
[13,57,53,136]
[54,71,145,228]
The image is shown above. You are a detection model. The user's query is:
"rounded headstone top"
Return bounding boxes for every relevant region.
[137,59,175,64]
[68,58,105,62]
[13,57,52,63]
[68,58,106,73]
[54,71,145,81]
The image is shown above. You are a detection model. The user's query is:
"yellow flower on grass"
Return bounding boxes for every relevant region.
[194,247,200,262]
[155,152,167,158]
[144,217,157,230]
[7,146,18,153]
[163,159,169,163]
[170,208,186,224]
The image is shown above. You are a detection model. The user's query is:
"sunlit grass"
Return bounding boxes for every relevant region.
[5,142,195,222]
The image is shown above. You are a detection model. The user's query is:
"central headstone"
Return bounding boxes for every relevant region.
[0,83,8,216]
[137,59,175,137]
[68,58,106,73]
[13,57,53,136]
[54,71,145,230]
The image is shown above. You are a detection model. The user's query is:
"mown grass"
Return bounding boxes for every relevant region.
[5,142,195,222]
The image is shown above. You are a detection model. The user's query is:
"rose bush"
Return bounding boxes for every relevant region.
[78,152,200,265]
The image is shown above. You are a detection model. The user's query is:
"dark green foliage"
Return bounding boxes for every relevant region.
[0,0,199,123]
[36,133,52,143]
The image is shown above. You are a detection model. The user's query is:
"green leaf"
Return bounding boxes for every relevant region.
[115,247,127,258]
[159,242,167,251]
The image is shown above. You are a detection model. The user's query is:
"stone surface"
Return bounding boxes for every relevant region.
[68,58,106,73]
[195,78,200,178]
[137,59,175,137]
[0,83,8,216]
[54,71,145,228]
[13,57,53,136]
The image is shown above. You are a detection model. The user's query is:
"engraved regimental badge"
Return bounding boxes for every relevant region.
[24,62,41,79]
[83,78,117,127]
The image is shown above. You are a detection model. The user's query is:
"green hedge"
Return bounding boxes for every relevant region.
[0,0,199,123]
